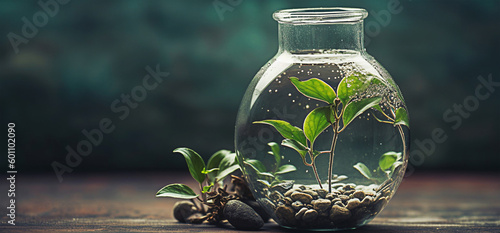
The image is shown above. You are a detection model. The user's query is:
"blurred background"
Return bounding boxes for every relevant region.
[1,0,499,176]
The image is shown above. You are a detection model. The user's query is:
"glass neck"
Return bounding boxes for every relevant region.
[278,22,364,53]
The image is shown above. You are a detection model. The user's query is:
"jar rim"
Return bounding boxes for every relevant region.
[273,7,368,24]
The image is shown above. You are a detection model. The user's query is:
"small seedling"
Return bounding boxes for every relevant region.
[155,148,242,223]
[244,142,297,187]
[254,73,409,193]
[353,151,403,184]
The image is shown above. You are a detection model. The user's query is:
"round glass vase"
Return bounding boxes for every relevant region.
[235,8,410,231]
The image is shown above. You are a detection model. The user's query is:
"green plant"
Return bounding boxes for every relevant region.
[353,151,403,184]
[244,142,297,187]
[254,73,409,193]
[155,148,241,222]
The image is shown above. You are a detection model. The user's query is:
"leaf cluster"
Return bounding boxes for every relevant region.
[353,151,403,184]
[156,148,240,199]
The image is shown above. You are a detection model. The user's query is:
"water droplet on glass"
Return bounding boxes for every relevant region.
[288,93,292,96]
[274,89,278,93]
[268,89,272,93]
[306,105,310,109]
[305,170,309,173]
[292,100,296,103]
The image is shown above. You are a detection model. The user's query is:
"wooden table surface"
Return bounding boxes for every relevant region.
[1,172,499,232]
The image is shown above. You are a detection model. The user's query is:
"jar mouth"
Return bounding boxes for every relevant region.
[273,7,368,24]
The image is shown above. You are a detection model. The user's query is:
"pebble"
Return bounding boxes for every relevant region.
[291,201,303,210]
[223,200,264,230]
[266,181,393,228]
[346,198,361,210]
[352,190,366,200]
[275,206,295,226]
[291,192,313,204]
[243,199,270,223]
[334,200,345,207]
[284,189,299,197]
[325,193,338,200]
[302,190,318,197]
[360,196,373,207]
[173,201,198,223]
[312,199,332,213]
[302,209,318,221]
[295,207,308,220]
[339,195,350,203]
[329,205,351,222]
[344,189,355,195]
[343,184,356,191]
[270,191,284,200]
[337,175,348,180]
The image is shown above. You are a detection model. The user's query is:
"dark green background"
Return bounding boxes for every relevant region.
[1,0,499,175]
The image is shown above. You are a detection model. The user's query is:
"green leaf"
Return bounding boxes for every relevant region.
[337,73,378,106]
[275,164,297,175]
[254,120,307,146]
[281,139,307,159]
[353,162,373,180]
[379,151,401,171]
[156,183,199,199]
[207,150,231,171]
[304,106,334,145]
[173,148,206,185]
[268,142,281,166]
[244,159,266,173]
[216,153,239,182]
[202,184,213,193]
[259,172,276,179]
[290,77,336,104]
[342,96,382,128]
[215,164,240,182]
[394,107,410,128]
[206,149,231,183]
[257,179,271,187]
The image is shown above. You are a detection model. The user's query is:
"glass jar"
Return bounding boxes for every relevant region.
[235,8,409,231]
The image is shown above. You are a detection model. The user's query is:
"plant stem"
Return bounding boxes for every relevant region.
[397,124,407,163]
[199,183,207,214]
[311,158,323,189]
[327,120,340,193]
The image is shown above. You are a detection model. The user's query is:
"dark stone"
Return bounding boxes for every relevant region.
[275,206,296,226]
[243,199,270,223]
[291,192,313,203]
[223,200,264,230]
[173,201,198,223]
